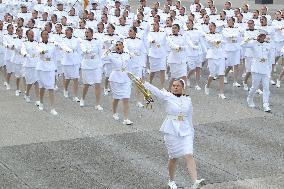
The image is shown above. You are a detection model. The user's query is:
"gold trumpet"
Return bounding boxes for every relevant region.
[127,72,154,106]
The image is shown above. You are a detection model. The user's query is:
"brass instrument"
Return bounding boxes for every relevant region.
[127,72,154,107]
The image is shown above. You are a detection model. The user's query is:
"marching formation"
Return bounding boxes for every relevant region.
[0,0,284,120]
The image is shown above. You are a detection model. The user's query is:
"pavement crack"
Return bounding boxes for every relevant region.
[0,161,32,188]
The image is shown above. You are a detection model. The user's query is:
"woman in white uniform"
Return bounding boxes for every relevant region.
[11,27,25,96]
[36,30,58,115]
[147,22,167,89]
[60,27,81,102]
[167,24,187,89]
[143,79,205,189]
[3,24,15,90]
[124,26,147,108]
[102,41,133,125]
[21,29,40,104]
[79,28,103,111]
[204,23,226,99]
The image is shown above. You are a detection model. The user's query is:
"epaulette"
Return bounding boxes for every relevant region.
[169,34,182,36]
[126,37,141,40]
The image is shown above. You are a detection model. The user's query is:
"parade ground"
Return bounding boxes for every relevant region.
[1,0,284,188]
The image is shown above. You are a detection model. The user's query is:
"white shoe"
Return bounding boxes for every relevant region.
[192,179,205,189]
[63,90,69,98]
[3,81,7,86]
[123,119,133,125]
[54,85,58,91]
[113,113,119,120]
[233,82,241,87]
[80,99,85,107]
[15,90,21,96]
[24,95,31,103]
[50,109,58,116]
[187,79,190,87]
[195,85,201,90]
[224,77,228,84]
[213,76,217,80]
[104,88,109,96]
[218,93,227,99]
[168,180,178,189]
[38,103,44,111]
[270,79,276,85]
[204,84,209,95]
[256,89,263,95]
[35,101,41,106]
[136,101,144,108]
[73,97,80,102]
[247,97,255,108]
[6,84,10,90]
[165,73,169,81]
[95,105,103,111]
[276,79,281,88]
[243,82,249,91]
[263,103,271,112]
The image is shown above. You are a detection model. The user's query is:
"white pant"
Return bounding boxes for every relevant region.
[248,72,270,105]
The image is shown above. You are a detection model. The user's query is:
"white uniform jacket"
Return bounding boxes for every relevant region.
[10,36,25,64]
[147,31,167,58]
[184,29,205,57]
[144,82,194,137]
[60,37,82,66]
[36,42,56,71]
[203,32,226,59]
[80,38,103,70]
[242,40,273,75]
[102,51,131,83]
[21,40,39,68]
[222,27,242,51]
[167,34,187,64]
[124,37,147,68]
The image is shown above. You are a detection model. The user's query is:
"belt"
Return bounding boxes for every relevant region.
[84,55,96,59]
[114,67,127,72]
[258,58,267,63]
[44,58,51,62]
[167,114,188,121]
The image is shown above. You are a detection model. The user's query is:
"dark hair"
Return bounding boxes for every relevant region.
[130,26,137,33]
[108,23,115,30]
[66,27,73,32]
[173,23,180,30]
[86,28,93,33]
[41,30,49,37]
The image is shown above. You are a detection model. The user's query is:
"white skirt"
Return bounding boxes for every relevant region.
[82,69,102,85]
[164,133,194,159]
[208,58,225,77]
[0,52,5,67]
[37,70,55,89]
[62,64,80,79]
[169,63,187,79]
[110,81,131,99]
[6,61,14,74]
[187,56,203,70]
[24,67,38,84]
[149,57,166,72]
[225,50,240,67]
[14,64,24,78]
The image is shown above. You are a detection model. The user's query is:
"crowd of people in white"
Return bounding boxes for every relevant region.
[0,0,284,122]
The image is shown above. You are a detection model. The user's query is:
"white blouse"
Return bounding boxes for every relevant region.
[144,82,194,137]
